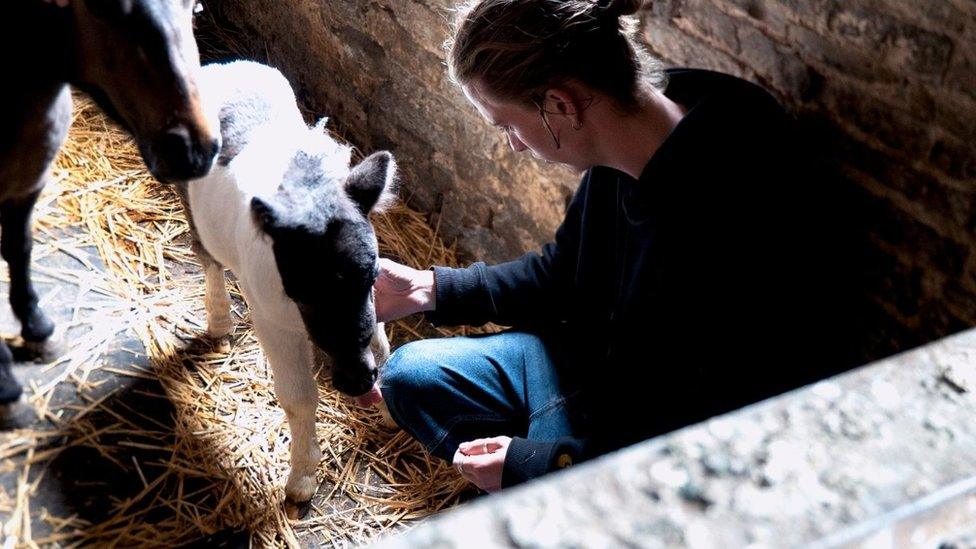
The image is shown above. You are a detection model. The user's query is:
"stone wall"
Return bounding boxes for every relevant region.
[204,0,976,359]
[636,0,976,358]
[210,0,577,263]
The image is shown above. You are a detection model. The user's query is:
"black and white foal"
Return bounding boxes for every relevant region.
[178,61,393,516]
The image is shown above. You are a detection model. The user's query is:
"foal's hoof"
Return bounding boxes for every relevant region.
[377,399,397,429]
[212,336,231,354]
[0,366,23,405]
[284,497,312,520]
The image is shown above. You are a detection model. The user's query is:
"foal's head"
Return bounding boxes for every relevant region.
[71,0,219,181]
[251,148,396,397]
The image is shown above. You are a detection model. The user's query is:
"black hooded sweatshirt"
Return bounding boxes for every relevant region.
[427,69,855,486]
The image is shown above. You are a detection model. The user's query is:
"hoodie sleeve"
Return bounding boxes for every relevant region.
[425,174,589,328]
[501,436,589,487]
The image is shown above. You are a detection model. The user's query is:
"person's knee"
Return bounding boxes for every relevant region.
[379,339,446,401]
[379,339,458,438]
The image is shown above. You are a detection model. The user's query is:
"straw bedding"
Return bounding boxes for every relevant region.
[0,93,484,547]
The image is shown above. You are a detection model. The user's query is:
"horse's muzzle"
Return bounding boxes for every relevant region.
[147,124,220,182]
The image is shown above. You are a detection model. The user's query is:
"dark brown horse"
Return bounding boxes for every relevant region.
[0,0,219,403]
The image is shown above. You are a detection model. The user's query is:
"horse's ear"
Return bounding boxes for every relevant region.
[345,151,397,216]
[84,0,134,20]
[250,197,280,235]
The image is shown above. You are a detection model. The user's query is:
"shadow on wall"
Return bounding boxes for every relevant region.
[639,0,976,362]
[194,0,975,366]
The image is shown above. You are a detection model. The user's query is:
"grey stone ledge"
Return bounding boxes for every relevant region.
[372,328,976,548]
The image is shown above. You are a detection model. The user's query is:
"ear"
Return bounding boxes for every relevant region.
[313,117,330,134]
[84,0,133,20]
[345,151,397,215]
[250,196,280,235]
[544,87,587,124]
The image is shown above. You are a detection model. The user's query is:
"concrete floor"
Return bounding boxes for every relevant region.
[0,228,252,547]
[0,223,474,547]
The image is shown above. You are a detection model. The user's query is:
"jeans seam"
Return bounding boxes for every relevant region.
[528,389,581,421]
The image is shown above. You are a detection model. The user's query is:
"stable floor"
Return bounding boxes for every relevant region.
[0,95,473,548]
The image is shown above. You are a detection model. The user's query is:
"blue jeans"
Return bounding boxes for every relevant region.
[379,331,587,461]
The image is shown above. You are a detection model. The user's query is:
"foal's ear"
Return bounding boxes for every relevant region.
[250,197,281,235]
[345,151,397,216]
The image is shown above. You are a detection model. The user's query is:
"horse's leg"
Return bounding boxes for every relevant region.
[175,185,232,351]
[0,190,54,345]
[252,313,321,519]
[0,336,20,404]
[0,189,50,403]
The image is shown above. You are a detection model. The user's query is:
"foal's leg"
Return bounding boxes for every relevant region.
[252,314,321,518]
[175,186,232,351]
[370,323,395,427]
[370,322,390,365]
[0,190,55,345]
[200,252,232,351]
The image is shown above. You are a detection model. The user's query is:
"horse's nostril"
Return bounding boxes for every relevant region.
[207,137,220,159]
[158,126,192,159]
[150,125,218,181]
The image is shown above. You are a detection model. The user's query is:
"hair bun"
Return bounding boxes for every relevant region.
[595,0,643,19]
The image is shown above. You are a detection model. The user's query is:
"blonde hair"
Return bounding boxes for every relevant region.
[446,0,665,111]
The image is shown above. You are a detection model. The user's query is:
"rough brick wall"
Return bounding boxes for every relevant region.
[637,0,976,357]
[209,0,577,264]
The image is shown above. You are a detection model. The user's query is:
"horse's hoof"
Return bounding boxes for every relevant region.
[0,368,23,405]
[21,309,55,344]
[22,329,66,363]
[284,497,312,520]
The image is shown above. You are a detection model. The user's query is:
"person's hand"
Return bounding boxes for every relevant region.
[452,436,511,493]
[349,382,397,428]
[351,383,383,408]
[373,258,435,322]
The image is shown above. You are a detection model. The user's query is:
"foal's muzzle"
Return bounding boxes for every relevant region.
[329,347,379,397]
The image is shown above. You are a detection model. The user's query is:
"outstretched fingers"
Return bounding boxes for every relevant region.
[452,436,512,493]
